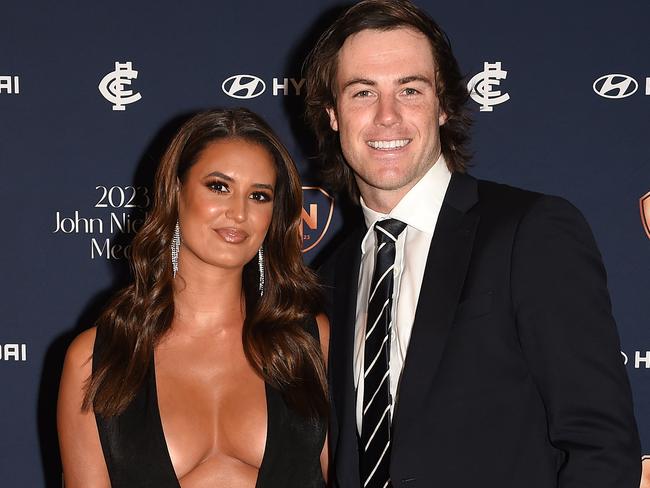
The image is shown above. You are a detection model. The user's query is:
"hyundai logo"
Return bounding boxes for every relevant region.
[222,75,266,99]
[593,74,638,99]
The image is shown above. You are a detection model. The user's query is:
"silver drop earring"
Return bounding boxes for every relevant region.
[258,246,265,296]
[171,221,180,278]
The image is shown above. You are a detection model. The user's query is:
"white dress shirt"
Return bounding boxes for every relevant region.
[354,155,452,434]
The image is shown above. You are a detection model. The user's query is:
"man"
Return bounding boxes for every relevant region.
[304,1,641,487]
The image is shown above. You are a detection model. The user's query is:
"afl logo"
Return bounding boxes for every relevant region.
[301,187,334,253]
[222,75,266,99]
[640,191,650,240]
[593,74,638,99]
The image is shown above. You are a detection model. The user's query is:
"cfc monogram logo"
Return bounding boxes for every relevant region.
[467,62,510,112]
[98,61,142,111]
[301,187,334,253]
[641,191,650,240]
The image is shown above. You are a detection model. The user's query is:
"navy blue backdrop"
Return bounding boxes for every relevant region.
[1,1,648,485]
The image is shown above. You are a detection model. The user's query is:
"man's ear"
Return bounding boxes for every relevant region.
[439,110,448,126]
[326,107,339,132]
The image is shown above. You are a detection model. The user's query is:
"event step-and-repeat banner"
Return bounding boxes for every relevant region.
[1,1,648,485]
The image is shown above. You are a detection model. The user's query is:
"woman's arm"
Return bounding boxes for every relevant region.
[57,327,111,488]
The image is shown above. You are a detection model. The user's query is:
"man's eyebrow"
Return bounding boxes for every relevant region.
[341,75,433,92]
[398,75,434,85]
[341,78,376,91]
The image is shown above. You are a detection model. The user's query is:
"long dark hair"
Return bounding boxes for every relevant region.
[84,108,326,418]
[304,0,472,202]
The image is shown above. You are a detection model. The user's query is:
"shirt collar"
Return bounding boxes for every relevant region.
[360,154,451,252]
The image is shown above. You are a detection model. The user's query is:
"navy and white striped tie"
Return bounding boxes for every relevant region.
[360,218,407,488]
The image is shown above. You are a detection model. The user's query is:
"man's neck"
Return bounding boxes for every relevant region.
[359,185,413,214]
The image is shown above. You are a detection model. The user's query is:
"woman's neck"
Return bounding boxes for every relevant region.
[171,255,246,336]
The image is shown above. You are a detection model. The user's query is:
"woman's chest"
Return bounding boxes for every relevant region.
[154,345,268,481]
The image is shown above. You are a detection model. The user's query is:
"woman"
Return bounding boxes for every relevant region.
[57,108,329,488]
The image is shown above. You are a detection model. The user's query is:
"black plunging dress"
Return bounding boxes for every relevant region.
[92,318,326,488]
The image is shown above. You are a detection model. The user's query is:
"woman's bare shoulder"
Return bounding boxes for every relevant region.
[64,327,97,371]
[58,326,111,487]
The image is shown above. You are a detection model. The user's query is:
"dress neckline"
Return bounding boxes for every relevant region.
[150,354,272,488]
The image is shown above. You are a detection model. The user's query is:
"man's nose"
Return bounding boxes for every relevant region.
[374,95,401,127]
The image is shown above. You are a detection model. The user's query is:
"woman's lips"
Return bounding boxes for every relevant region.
[214,227,249,244]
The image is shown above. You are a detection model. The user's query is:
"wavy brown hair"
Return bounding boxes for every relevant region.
[84,108,326,418]
[304,0,472,202]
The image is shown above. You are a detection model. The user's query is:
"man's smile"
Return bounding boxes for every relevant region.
[366,139,412,150]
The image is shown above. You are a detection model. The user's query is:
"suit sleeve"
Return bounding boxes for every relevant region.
[511,195,641,487]
[317,258,335,325]
[316,257,339,482]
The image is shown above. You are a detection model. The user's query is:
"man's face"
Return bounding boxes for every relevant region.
[328,27,447,212]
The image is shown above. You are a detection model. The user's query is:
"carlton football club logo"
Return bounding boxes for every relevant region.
[301,187,334,253]
[98,61,142,111]
[467,61,510,112]
[641,191,650,239]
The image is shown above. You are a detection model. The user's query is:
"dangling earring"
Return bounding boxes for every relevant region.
[171,221,180,278]
[258,246,265,296]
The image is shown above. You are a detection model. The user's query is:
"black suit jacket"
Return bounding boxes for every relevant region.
[321,173,641,488]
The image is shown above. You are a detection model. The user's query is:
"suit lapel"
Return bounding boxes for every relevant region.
[330,227,364,487]
[392,172,480,447]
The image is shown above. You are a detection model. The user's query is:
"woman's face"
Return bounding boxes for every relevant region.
[177,138,276,273]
